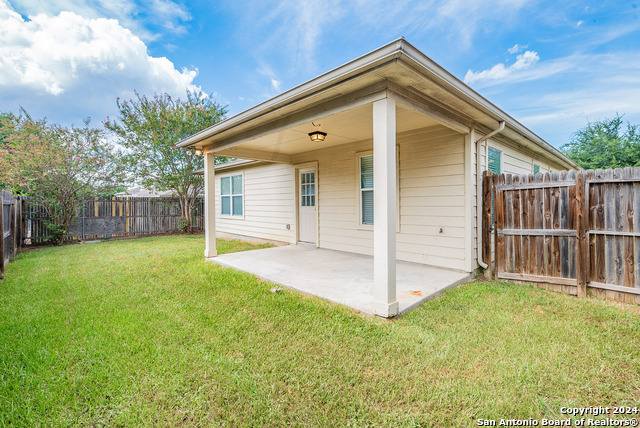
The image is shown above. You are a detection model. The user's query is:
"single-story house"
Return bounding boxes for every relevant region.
[179,38,577,317]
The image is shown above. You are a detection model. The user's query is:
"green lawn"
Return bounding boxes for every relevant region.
[0,235,638,427]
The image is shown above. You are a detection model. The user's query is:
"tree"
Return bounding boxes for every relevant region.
[0,115,124,244]
[0,112,13,143]
[105,90,228,233]
[561,115,640,169]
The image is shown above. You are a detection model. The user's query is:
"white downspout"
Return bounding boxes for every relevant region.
[475,121,505,270]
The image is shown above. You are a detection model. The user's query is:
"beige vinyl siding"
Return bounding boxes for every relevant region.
[293,125,467,271]
[215,163,296,243]
[399,127,466,270]
[210,126,568,272]
[481,138,567,176]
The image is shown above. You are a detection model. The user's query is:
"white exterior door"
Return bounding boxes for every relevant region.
[298,168,317,244]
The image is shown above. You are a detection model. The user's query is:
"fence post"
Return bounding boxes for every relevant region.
[125,198,130,235]
[576,171,587,297]
[494,174,505,280]
[482,171,493,279]
[81,203,85,240]
[20,198,27,246]
[17,198,22,251]
[492,175,498,280]
[10,199,17,262]
[0,193,5,280]
[148,198,152,234]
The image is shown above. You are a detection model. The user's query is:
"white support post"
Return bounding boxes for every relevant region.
[204,151,217,258]
[372,97,399,318]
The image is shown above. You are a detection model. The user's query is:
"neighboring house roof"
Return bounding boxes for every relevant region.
[115,187,176,198]
[179,38,577,170]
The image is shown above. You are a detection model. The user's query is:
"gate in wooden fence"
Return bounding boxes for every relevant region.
[483,167,640,304]
[1,190,21,279]
[21,196,204,244]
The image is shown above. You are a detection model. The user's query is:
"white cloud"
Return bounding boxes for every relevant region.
[0,1,199,123]
[433,0,531,48]
[254,0,344,70]
[149,0,191,34]
[464,51,540,84]
[516,84,640,147]
[524,55,640,117]
[256,62,282,97]
[7,0,191,41]
[482,51,640,146]
[507,44,527,54]
[228,0,534,74]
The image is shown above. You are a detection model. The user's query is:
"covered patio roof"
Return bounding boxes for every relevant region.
[179,38,575,169]
[208,103,443,162]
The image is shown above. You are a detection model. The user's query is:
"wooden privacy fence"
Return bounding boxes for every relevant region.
[1,190,21,279]
[21,196,204,244]
[483,167,640,304]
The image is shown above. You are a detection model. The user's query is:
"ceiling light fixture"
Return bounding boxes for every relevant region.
[308,131,327,142]
[308,121,327,142]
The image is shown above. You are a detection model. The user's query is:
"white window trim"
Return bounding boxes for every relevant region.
[355,148,400,232]
[357,151,374,229]
[219,172,245,219]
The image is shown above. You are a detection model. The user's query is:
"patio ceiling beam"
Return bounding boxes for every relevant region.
[207,81,391,152]
[386,82,471,134]
[215,147,292,164]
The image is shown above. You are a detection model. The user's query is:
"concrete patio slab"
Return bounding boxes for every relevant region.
[208,245,471,316]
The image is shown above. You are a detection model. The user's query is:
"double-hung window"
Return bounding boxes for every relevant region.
[221,174,243,216]
[360,155,374,225]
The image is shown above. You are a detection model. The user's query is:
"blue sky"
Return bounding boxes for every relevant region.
[1,0,639,147]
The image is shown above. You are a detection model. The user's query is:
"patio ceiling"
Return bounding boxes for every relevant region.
[214,103,442,161]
